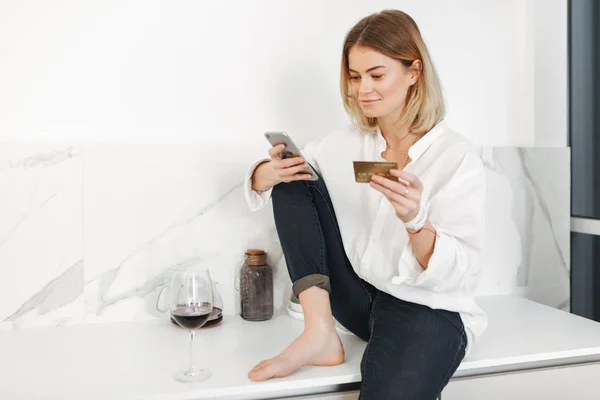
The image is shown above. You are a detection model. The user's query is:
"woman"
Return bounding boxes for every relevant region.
[244,9,487,399]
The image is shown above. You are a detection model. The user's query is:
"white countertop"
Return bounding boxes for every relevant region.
[2,295,600,399]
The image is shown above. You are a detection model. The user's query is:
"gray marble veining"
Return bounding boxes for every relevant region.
[0,145,83,328]
[477,147,570,310]
[84,180,245,317]
[4,259,83,322]
[1,147,78,171]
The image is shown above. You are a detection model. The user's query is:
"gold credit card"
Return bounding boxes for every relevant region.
[353,161,398,183]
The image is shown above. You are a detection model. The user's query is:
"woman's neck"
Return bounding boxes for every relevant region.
[377,117,412,146]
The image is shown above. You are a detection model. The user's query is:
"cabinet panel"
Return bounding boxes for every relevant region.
[571,232,600,321]
[570,0,600,218]
[443,363,600,400]
[281,391,359,400]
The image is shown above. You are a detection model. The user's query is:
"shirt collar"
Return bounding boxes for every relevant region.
[376,120,447,163]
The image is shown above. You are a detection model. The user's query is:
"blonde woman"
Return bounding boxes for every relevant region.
[244,9,487,399]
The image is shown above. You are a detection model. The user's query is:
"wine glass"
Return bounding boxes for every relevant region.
[168,264,213,382]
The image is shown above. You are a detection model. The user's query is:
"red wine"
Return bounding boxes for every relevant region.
[170,307,222,328]
[171,306,212,330]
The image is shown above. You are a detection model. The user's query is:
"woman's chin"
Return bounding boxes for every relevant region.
[362,109,383,119]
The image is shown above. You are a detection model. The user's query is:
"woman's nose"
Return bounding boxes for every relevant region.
[359,79,373,94]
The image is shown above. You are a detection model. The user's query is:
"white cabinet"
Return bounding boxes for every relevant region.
[282,362,600,400]
[442,362,600,400]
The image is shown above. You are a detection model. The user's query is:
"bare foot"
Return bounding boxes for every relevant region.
[248,326,344,381]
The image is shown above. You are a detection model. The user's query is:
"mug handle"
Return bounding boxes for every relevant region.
[155,281,170,313]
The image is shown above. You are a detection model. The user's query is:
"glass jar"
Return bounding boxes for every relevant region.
[240,249,273,321]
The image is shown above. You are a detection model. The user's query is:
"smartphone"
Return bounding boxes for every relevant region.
[264,131,319,181]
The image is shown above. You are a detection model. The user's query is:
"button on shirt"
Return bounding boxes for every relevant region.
[244,121,487,355]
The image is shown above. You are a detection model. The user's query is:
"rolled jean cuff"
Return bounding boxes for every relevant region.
[292,274,330,297]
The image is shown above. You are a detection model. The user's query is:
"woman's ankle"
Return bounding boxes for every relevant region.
[298,286,337,332]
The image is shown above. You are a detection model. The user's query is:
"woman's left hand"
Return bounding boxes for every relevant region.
[370,169,423,223]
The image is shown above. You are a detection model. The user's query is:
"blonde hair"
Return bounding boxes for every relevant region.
[340,10,445,136]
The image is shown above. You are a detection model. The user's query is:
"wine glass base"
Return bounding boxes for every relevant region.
[174,367,211,383]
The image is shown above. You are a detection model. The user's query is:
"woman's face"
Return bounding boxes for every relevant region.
[348,45,420,120]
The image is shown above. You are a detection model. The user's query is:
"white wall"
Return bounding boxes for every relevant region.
[533,0,569,146]
[0,0,561,148]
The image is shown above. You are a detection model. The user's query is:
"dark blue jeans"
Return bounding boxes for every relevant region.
[272,173,466,400]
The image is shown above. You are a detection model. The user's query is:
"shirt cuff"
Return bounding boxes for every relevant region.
[244,158,274,211]
[393,232,467,292]
[413,232,467,291]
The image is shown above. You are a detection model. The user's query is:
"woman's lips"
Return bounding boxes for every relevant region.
[360,99,380,106]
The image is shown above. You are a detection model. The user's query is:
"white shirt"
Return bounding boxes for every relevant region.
[244,121,487,355]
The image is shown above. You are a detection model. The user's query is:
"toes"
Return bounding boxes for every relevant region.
[249,362,276,382]
[248,360,272,381]
[248,370,263,381]
[250,359,269,372]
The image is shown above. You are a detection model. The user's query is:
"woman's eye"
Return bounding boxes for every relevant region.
[350,76,360,81]
[372,75,383,80]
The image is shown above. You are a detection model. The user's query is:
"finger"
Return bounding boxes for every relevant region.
[291,174,313,181]
[370,175,421,202]
[283,173,312,183]
[268,144,286,159]
[279,156,306,169]
[280,163,310,177]
[390,169,423,190]
[370,181,417,209]
[271,158,304,173]
[389,169,418,186]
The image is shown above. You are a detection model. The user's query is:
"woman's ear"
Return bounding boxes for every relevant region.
[410,59,422,85]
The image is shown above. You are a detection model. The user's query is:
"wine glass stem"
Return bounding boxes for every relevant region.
[188,330,195,373]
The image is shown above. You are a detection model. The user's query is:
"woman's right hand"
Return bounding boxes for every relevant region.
[268,144,313,183]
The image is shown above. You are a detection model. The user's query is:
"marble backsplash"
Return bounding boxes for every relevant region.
[0,144,570,329]
[476,148,570,310]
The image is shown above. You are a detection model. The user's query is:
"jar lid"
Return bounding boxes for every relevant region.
[245,249,267,266]
[245,249,265,256]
